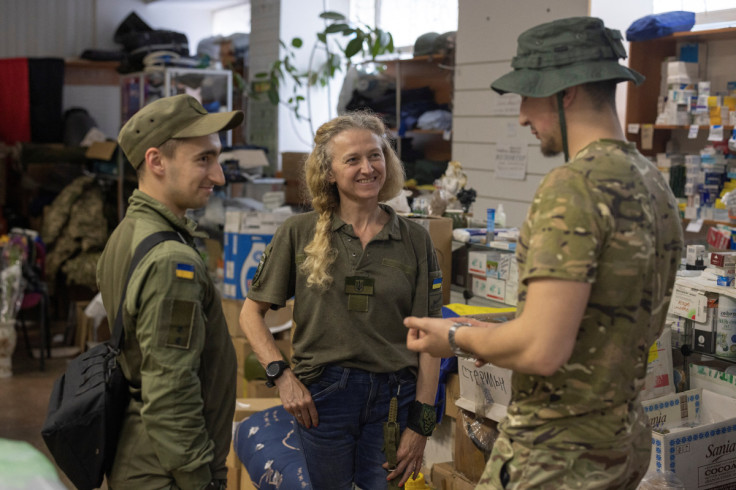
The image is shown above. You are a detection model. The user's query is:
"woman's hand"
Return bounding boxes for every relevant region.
[383,428,428,486]
[277,370,319,428]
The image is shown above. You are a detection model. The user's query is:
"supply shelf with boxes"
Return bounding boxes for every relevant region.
[625,27,736,225]
[647,249,736,488]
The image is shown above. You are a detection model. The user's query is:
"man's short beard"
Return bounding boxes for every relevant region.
[540,133,562,157]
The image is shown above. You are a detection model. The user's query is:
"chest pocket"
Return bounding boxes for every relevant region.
[381,258,415,280]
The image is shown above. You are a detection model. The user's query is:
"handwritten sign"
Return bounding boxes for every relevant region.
[458,358,512,406]
[495,142,527,180]
[490,93,521,116]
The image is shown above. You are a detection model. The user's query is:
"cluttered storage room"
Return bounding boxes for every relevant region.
[2,1,736,489]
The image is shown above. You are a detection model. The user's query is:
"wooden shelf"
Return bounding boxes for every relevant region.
[64,59,120,86]
[625,27,736,155]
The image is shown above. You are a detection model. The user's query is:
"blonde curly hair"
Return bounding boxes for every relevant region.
[301,111,405,290]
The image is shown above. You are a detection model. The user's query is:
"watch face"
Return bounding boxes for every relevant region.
[266,363,281,377]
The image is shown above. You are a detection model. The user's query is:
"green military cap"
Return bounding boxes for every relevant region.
[118,94,244,169]
[491,17,644,97]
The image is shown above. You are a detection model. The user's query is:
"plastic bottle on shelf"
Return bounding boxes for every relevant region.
[496,203,506,228]
[486,208,495,244]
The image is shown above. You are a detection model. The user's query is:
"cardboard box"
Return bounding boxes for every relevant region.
[245,379,279,398]
[689,363,736,399]
[468,250,491,276]
[454,413,491,483]
[445,372,460,418]
[710,251,736,267]
[240,464,257,490]
[456,357,512,422]
[280,152,309,205]
[231,336,253,376]
[223,231,273,300]
[693,295,718,355]
[468,250,502,278]
[408,216,453,305]
[430,461,455,490]
[471,274,488,298]
[222,298,293,339]
[223,298,245,338]
[485,277,506,302]
[219,148,269,169]
[643,388,736,489]
[222,210,291,300]
[233,397,282,422]
[226,441,241,490]
[452,472,478,490]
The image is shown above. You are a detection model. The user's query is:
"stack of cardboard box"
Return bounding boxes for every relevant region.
[429,372,495,490]
[223,297,294,490]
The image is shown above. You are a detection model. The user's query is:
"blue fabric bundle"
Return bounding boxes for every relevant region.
[626,11,696,42]
[234,405,312,488]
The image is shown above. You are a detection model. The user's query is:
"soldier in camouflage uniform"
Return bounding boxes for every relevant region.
[404,17,683,489]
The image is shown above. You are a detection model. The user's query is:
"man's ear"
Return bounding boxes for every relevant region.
[144,147,166,177]
[561,86,577,108]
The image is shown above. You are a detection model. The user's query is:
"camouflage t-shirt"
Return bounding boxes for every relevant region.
[500,139,683,450]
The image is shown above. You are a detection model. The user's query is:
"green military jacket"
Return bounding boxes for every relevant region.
[248,204,443,383]
[502,139,683,450]
[97,190,236,490]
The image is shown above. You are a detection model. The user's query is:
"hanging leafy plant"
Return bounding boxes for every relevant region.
[250,11,395,131]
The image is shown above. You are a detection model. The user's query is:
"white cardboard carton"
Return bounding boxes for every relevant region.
[642,388,736,489]
[456,357,511,422]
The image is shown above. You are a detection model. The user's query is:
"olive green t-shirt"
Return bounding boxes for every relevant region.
[501,140,683,449]
[247,204,443,383]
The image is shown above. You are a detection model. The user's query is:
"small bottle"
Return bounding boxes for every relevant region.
[496,203,506,228]
[486,208,495,244]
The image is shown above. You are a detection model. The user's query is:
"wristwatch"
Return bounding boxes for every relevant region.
[265,360,289,387]
[448,322,473,357]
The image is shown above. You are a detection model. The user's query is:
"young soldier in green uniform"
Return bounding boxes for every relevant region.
[97,94,242,490]
[240,112,442,489]
[404,17,684,489]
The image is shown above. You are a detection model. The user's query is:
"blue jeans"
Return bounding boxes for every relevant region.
[296,365,417,490]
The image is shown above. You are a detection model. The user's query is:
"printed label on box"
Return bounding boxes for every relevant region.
[669,285,708,322]
[485,277,506,302]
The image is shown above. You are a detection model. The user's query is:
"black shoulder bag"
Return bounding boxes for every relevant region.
[41,231,182,490]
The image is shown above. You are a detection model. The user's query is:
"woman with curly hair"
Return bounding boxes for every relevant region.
[240,111,443,489]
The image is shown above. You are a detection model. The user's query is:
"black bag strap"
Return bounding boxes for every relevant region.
[110,231,184,351]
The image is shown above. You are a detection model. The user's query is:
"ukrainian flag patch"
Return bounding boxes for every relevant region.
[432,277,442,290]
[175,263,195,280]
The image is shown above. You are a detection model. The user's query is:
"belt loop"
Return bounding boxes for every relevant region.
[339,367,350,389]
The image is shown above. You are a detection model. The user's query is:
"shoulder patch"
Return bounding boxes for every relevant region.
[175,263,195,280]
[162,299,196,349]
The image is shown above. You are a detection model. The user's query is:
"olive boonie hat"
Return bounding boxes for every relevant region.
[118,94,244,169]
[491,17,644,97]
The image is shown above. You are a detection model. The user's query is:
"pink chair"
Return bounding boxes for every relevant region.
[16,239,51,370]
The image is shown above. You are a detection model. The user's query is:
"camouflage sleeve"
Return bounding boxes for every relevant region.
[522,166,608,285]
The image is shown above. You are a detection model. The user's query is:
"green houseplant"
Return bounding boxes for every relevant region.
[251,11,395,135]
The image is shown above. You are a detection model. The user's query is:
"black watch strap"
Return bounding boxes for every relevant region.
[406,400,436,437]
